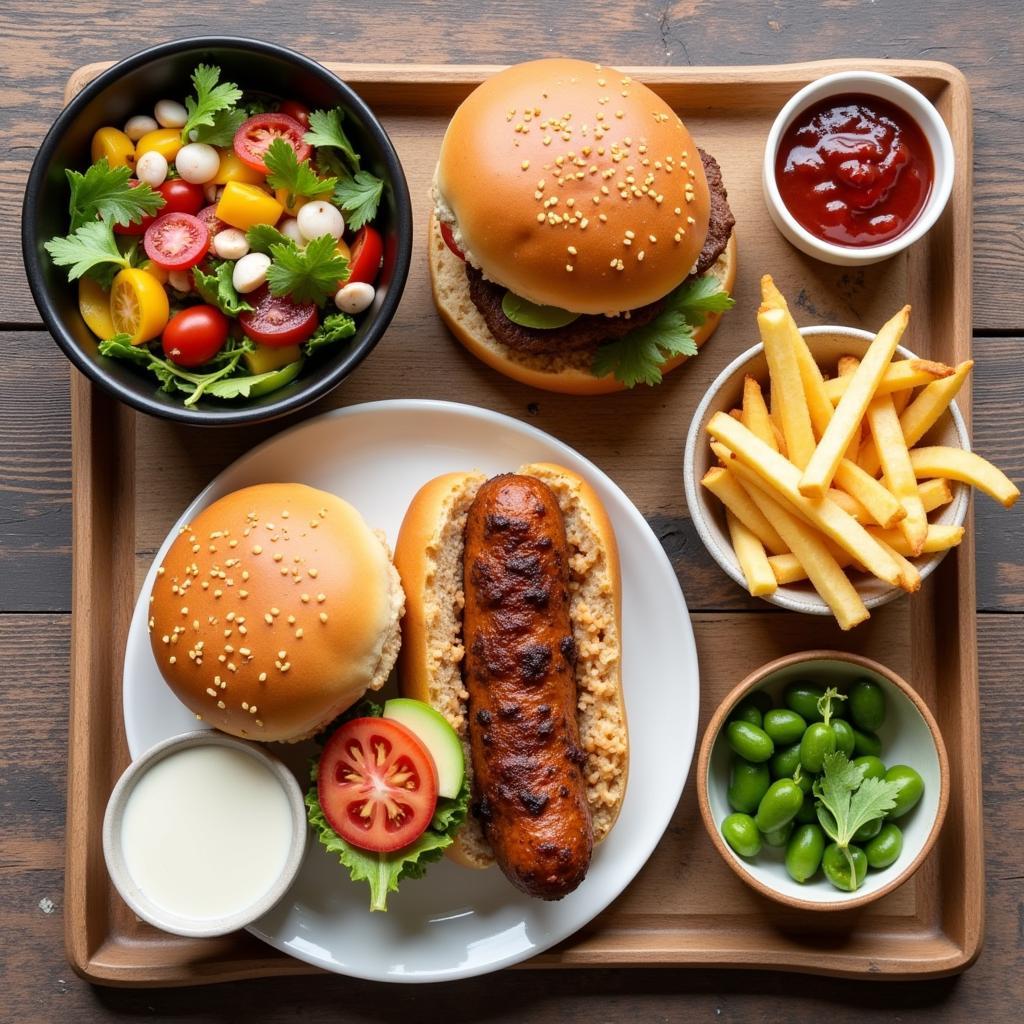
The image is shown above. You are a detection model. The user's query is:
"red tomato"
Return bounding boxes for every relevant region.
[346,225,384,285]
[196,204,227,236]
[318,717,438,853]
[113,180,156,236]
[238,289,318,346]
[157,178,205,216]
[143,212,210,270]
[277,100,311,129]
[161,305,229,367]
[440,221,465,261]
[233,113,310,173]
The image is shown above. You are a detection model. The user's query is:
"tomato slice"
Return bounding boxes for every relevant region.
[113,180,157,236]
[277,100,311,130]
[161,305,229,367]
[318,717,438,853]
[233,113,310,173]
[156,178,204,217]
[347,225,384,285]
[196,204,227,236]
[440,221,465,261]
[143,212,210,271]
[238,288,318,346]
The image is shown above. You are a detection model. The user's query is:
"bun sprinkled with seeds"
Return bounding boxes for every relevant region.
[148,483,404,742]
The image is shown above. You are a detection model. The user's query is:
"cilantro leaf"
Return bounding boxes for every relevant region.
[44,219,131,281]
[303,107,360,170]
[304,312,356,355]
[192,260,254,316]
[180,64,242,143]
[263,137,337,209]
[591,274,735,387]
[190,106,246,147]
[66,158,164,232]
[245,223,291,254]
[333,169,384,231]
[266,233,348,305]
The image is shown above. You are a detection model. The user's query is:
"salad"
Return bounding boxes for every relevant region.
[45,64,387,406]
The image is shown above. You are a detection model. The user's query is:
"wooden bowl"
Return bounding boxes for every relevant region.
[696,651,949,911]
[683,326,970,616]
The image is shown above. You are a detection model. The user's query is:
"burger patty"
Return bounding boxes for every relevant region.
[466,148,734,357]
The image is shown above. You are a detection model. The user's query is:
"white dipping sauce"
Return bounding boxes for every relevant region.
[120,745,294,921]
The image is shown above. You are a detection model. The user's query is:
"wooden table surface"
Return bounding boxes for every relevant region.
[1,1,1021,1019]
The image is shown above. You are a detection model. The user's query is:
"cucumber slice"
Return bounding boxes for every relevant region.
[383,698,465,799]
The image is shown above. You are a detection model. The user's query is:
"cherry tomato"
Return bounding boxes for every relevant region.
[143,212,210,271]
[156,178,204,217]
[238,288,318,346]
[196,204,227,236]
[113,180,157,236]
[318,717,438,853]
[277,100,311,129]
[440,221,465,261]
[347,225,384,285]
[161,305,229,367]
[233,113,310,174]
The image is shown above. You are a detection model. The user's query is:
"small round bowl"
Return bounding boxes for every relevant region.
[762,71,955,266]
[103,730,307,937]
[22,37,413,426]
[697,651,949,911]
[683,325,970,616]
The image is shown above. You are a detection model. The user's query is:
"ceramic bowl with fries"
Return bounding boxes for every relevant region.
[685,277,1019,629]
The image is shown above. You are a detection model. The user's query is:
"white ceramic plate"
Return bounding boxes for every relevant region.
[121,399,700,982]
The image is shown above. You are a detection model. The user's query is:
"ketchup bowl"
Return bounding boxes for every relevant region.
[762,71,954,266]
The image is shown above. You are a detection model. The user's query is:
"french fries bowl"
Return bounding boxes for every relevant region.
[684,326,971,620]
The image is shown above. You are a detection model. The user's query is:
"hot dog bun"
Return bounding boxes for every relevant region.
[394,464,627,869]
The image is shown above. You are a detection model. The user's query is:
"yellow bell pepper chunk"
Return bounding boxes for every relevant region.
[91,127,135,169]
[135,128,183,162]
[109,268,170,345]
[212,150,265,186]
[275,187,309,216]
[78,276,116,340]
[216,181,284,231]
[244,344,302,374]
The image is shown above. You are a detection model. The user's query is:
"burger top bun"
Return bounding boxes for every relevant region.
[148,483,404,742]
[435,58,710,315]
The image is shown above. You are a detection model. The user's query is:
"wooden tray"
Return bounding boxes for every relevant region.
[65,59,981,985]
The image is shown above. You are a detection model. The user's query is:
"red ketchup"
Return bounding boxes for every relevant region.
[775,94,934,248]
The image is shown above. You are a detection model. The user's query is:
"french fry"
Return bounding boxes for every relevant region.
[828,487,871,523]
[726,511,778,597]
[868,523,966,555]
[908,447,1021,508]
[729,408,743,421]
[768,381,788,458]
[701,466,790,554]
[706,412,903,587]
[833,457,906,529]
[837,355,862,462]
[866,395,928,555]
[759,305,816,467]
[919,477,954,514]
[824,358,954,403]
[768,551,855,585]
[739,477,869,629]
[799,306,910,498]
[771,421,788,457]
[891,384,913,416]
[741,375,778,451]
[871,534,921,593]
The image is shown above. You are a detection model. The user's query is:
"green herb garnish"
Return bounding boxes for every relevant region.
[180,64,242,143]
[266,233,349,305]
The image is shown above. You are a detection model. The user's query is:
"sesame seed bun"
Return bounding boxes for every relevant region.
[435,58,711,315]
[148,483,404,743]
[430,212,737,394]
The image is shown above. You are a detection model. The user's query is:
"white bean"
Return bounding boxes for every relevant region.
[334,282,375,315]
[168,269,193,293]
[213,229,250,261]
[232,252,271,294]
[277,217,306,245]
[124,115,158,141]
[175,143,220,185]
[135,151,168,187]
[154,99,188,129]
[297,201,344,241]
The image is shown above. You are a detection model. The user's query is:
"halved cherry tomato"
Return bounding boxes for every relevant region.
[143,212,210,271]
[238,289,318,347]
[233,113,310,174]
[161,305,229,367]
[109,268,169,345]
[277,100,312,130]
[346,225,384,285]
[440,221,465,261]
[157,178,204,217]
[196,204,227,236]
[113,180,158,236]
[318,717,438,853]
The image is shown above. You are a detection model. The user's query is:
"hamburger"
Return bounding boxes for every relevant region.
[430,58,736,394]
[148,482,404,742]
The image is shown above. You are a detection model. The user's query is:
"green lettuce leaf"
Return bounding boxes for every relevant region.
[304,312,356,356]
[192,260,254,316]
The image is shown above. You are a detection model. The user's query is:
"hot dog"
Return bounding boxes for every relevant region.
[394,463,627,900]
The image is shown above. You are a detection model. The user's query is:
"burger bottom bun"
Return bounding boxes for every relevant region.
[393,465,628,870]
[429,213,737,395]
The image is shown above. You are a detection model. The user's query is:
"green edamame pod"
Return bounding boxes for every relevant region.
[730,698,763,728]
[762,822,794,848]
[722,813,762,858]
[763,709,807,746]
[800,722,836,773]
[784,683,826,722]
[852,817,883,843]
[754,779,804,834]
[849,677,887,732]
[865,823,903,868]
[884,765,924,819]
[852,755,886,781]
[726,720,774,763]
[831,718,856,757]
[822,843,868,891]
[851,726,882,758]
[770,742,802,779]
[727,759,772,814]
[785,823,826,883]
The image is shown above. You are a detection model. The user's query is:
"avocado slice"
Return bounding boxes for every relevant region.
[383,698,465,799]
[501,291,581,329]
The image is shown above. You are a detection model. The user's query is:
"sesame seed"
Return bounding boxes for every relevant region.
[264,613,273,625]
[521,159,530,170]
[319,612,328,624]
[217,700,225,709]
[316,593,326,603]
[270,607,280,616]
[240,590,248,599]
[565,264,573,272]
[206,687,217,697]
[169,656,177,665]
[253,545,262,554]
[295,628,304,639]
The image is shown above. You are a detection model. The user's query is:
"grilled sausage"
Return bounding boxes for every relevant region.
[462,473,593,899]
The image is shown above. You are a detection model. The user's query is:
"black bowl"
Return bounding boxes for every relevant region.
[22,37,412,426]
